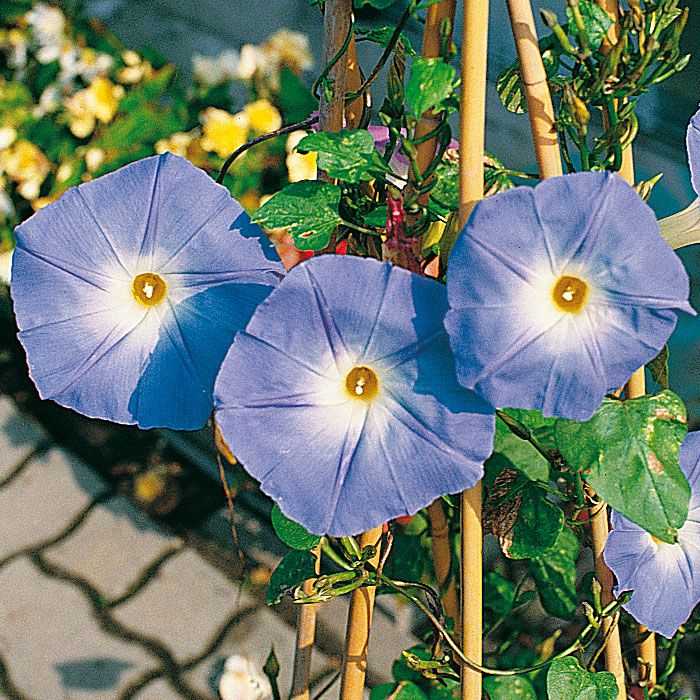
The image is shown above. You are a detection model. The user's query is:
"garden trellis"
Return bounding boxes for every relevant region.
[4,0,700,698]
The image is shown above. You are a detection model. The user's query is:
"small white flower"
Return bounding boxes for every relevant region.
[0,249,13,286]
[33,85,61,118]
[236,44,271,81]
[193,49,239,86]
[219,655,272,700]
[0,127,18,150]
[26,3,65,47]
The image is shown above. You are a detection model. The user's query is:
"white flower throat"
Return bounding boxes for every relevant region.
[345,366,379,402]
[132,272,167,307]
[551,275,589,314]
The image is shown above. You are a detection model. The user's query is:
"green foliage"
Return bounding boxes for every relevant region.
[271,504,321,550]
[483,571,516,616]
[492,414,550,483]
[370,682,428,700]
[356,26,416,56]
[266,549,317,605]
[483,676,538,700]
[530,527,580,620]
[508,485,564,560]
[565,0,614,52]
[277,67,318,123]
[647,345,670,389]
[556,391,690,543]
[297,130,391,183]
[405,57,457,118]
[546,657,618,699]
[252,180,343,251]
[354,0,400,8]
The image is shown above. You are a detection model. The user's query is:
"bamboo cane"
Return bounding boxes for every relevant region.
[427,500,459,623]
[505,0,563,178]
[345,37,364,129]
[458,1,490,698]
[339,527,383,700]
[290,3,356,696]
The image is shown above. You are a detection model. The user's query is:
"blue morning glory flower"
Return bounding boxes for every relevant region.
[11,153,283,429]
[213,255,495,536]
[445,171,694,421]
[604,430,700,638]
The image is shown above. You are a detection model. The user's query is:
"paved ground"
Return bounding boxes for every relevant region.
[0,395,416,699]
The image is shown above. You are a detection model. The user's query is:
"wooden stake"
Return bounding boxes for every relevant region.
[505,0,563,178]
[345,36,364,129]
[291,547,321,700]
[427,500,459,623]
[291,3,355,694]
[339,527,383,700]
[458,1,489,698]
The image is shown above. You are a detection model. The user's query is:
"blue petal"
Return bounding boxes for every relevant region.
[446,172,693,419]
[688,107,700,197]
[12,154,283,428]
[215,255,495,536]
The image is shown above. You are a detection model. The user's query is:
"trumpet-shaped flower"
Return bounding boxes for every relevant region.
[659,106,700,250]
[604,431,700,638]
[214,255,495,536]
[11,153,283,429]
[445,171,693,421]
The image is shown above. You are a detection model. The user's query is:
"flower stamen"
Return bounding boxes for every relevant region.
[132,272,167,307]
[345,366,379,402]
[552,275,589,313]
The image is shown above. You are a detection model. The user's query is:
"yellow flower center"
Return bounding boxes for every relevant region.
[132,272,167,307]
[345,366,379,402]
[552,275,589,314]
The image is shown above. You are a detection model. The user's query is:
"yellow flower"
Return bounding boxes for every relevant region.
[200,107,249,159]
[64,77,124,138]
[243,99,282,134]
[286,130,316,182]
[32,191,63,211]
[238,190,260,213]
[0,139,51,201]
[155,132,193,157]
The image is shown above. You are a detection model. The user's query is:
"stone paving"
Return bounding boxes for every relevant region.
[0,395,414,699]
[0,396,346,699]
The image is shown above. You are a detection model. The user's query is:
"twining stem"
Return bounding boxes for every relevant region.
[409,0,457,257]
[505,0,563,178]
[426,500,458,623]
[458,0,490,697]
[339,527,383,700]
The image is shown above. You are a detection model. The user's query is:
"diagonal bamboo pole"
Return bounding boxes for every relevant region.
[290,3,357,697]
[458,1,490,698]
[339,527,383,700]
[505,0,563,178]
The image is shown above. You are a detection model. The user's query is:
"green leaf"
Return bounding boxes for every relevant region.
[530,527,579,620]
[647,345,669,390]
[555,391,690,543]
[363,206,388,229]
[356,26,416,56]
[297,130,390,183]
[271,504,321,551]
[392,644,432,685]
[483,571,516,616]
[508,485,564,559]
[496,34,563,114]
[266,550,316,605]
[566,0,614,52]
[546,657,618,700]
[484,676,538,700]
[252,181,342,251]
[278,68,318,123]
[370,681,429,700]
[405,57,457,117]
[493,415,550,483]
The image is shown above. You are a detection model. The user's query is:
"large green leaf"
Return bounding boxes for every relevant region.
[530,527,579,620]
[266,550,316,605]
[546,657,618,700]
[508,486,564,559]
[483,571,516,616]
[484,676,537,700]
[555,391,690,543]
[271,504,321,551]
[647,345,669,390]
[405,57,457,117]
[492,414,550,483]
[297,130,390,183]
[566,0,614,52]
[356,26,416,56]
[252,180,343,251]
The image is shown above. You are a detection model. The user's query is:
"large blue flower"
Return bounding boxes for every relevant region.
[11,153,283,429]
[214,255,495,536]
[445,171,694,421]
[604,430,700,638]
